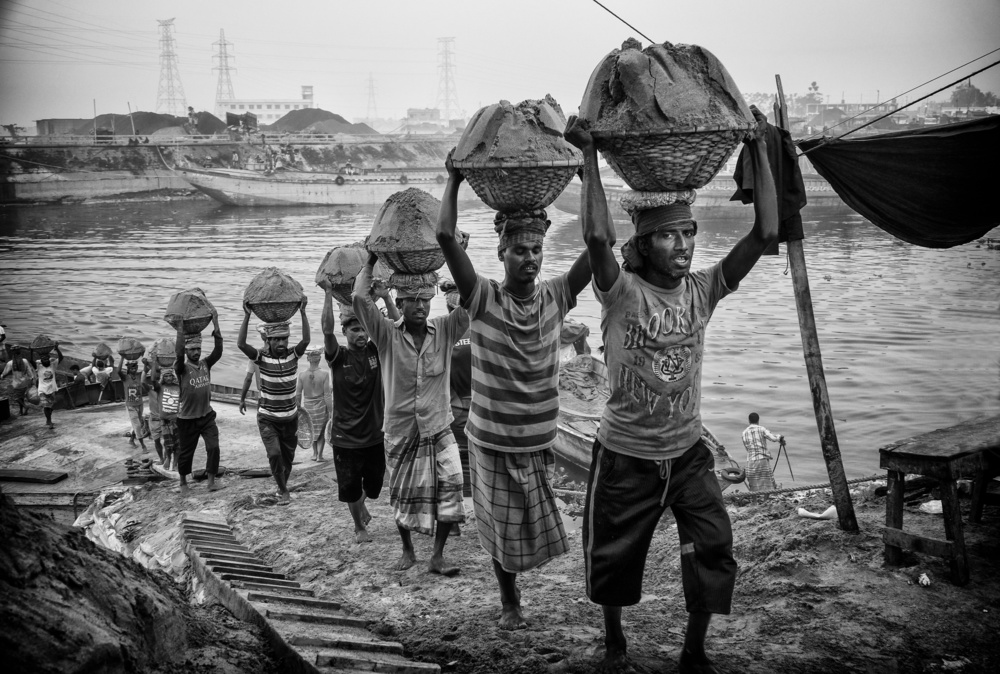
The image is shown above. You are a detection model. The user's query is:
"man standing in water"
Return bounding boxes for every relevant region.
[353,254,468,574]
[437,152,592,630]
[174,309,224,495]
[742,412,784,492]
[320,280,395,542]
[565,107,778,674]
[237,301,311,506]
[296,349,331,462]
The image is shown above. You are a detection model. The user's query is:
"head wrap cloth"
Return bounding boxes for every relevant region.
[260,322,290,339]
[619,191,698,272]
[495,210,550,258]
[184,333,202,347]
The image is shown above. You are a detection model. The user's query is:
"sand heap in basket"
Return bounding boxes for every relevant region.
[316,243,392,305]
[117,337,145,361]
[367,189,448,296]
[30,334,56,355]
[148,337,176,367]
[164,288,215,335]
[244,268,305,327]
[579,38,755,193]
[454,96,582,214]
[92,342,113,360]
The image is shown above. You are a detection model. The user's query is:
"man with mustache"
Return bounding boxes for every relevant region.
[353,253,469,575]
[565,107,778,674]
[238,300,311,506]
[436,152,592,630]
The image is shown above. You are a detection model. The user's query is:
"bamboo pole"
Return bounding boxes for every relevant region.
[127,102,137,136]
[775,74,858,533]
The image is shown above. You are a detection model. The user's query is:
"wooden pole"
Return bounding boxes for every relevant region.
[127,102,137,136]
[775,74,858,533]
[92,99,98,145]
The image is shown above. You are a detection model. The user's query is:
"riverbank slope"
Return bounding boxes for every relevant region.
[1,402,998,673]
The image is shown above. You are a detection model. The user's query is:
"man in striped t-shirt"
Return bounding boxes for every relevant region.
[437,152,592,630]
[238,300,310,505]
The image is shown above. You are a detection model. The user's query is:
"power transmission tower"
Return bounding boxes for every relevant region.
[366,73,378,120]
[156,18,187,116]
[213,29,236,118]
[436,37,461,125]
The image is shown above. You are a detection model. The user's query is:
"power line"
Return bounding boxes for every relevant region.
[155,18,187,116]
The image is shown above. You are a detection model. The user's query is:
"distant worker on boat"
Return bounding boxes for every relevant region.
[566,104,779,674]
[319,280,395,543]
[80,355,115,402]
[237,301,311,506]
[437,150,593,630]
[742,412,785,492]
[174,309,224,495]
[353,252,468,575]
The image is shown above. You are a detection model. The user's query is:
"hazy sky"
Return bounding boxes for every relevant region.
[1,0,998,126]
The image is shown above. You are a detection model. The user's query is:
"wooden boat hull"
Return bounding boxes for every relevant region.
[176,167,475,207]
[556,354,742,491]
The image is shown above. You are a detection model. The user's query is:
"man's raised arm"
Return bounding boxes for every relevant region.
[436,149,477,302]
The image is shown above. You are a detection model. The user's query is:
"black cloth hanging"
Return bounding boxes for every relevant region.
[798,116,1000,248]
[731,122,806,255]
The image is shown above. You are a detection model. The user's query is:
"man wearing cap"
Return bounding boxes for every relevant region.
[296,349,331,462]
[564,108,778,674]
[174,308,224,495]
[437,152,593,630]
[353,253,469,574]
[238,300,310,506]
[320,279,396,543]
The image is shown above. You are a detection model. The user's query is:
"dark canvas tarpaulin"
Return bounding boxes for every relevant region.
[798,116,1000,248]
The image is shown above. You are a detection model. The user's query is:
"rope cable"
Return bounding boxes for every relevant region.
[589,0,653,44]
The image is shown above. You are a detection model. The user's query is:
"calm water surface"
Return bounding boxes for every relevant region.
[1,199,997,485]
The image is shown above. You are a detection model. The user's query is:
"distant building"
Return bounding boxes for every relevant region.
[216,86,314,123]
[399,108,464,135]
[35,119,89,135]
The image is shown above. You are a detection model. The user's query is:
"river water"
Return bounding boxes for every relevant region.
[1,198,997,486]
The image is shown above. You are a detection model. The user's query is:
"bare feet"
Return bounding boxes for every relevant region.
[207,482,225,492]
[428,556,460,577]
[597,647,643,674]
[395,550,417,571]
[498,604,527,630]
[176,483,190,495]
[354,528,371,544]
[276,492,291,506]
[678,649,721,674]
[362,503,372,526]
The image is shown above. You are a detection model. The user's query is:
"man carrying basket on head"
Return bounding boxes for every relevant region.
[238,300,310,506]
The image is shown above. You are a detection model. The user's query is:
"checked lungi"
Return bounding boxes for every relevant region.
[300,394,328,442]
[386,428,465,536]
[469,440,569,573]
[746,457,778,492]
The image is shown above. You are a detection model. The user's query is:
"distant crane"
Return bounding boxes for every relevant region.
[213,29,237,119]
[155,18,187,116]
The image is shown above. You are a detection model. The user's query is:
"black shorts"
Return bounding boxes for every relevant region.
[583,438,737,613]
[332,442,386,503]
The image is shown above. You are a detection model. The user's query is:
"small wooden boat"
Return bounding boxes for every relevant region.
[556,353,744,492]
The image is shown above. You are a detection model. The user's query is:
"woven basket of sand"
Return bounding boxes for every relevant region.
[149,337,176,367]
[316,243,393,305]
[30,334,56,355]
[244,268,305,323]
[164,288,216,334]
[92,342,114,359]
[366,189,446,274]
[579,39,755,191]
[117,337,146,360]
[453,95,582,212]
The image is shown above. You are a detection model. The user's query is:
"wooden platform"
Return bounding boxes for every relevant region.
[879,415,1000,585]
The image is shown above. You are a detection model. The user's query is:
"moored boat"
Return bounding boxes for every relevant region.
[174,166,476,207]
[556,353,744,491]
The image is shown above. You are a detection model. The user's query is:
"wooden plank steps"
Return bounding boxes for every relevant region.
[181,513,439,673]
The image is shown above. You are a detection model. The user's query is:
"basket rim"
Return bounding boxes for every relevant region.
[367,244,442,255]
[453,158,582,169]
[246,299,302,307]
[591,123,755,138]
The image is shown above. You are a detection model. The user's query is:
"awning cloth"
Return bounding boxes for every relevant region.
[797,116,1000,248]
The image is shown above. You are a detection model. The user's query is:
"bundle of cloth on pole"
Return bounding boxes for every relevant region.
[798,116,1000,248]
